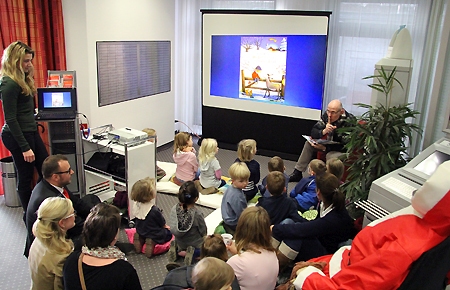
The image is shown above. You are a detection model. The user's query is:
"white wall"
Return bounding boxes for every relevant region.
[61,0,175,146]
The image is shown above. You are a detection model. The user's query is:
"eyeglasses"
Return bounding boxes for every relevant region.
[54,167,72,175]
[326,109,341,115]
[63,210,77,220]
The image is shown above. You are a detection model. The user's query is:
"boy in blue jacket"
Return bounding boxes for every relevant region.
[290,159,326,212]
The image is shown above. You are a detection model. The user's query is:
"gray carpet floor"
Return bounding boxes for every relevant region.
[0,137,298,290]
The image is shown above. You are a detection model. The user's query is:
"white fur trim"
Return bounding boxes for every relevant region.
[271,237,281,249]
[293,266,325,289]
[279,242,298,260]
[329,245,350,278]
[367,206,417,227]
[412,161,450,216]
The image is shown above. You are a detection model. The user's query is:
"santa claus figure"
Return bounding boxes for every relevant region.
[292,161,450,290]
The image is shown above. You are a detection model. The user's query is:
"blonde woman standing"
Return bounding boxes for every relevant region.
[0,41,48,212]
[28,197,75,290]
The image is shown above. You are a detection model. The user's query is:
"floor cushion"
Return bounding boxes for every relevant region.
[125,228,173,255]
[156,161,230,209]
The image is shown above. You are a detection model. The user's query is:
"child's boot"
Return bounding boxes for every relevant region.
[168,240,178,262]
[144,238,155,258]
[184,246,195,266]
[133,232,144,254]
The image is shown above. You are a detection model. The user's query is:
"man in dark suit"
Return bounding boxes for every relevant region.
[24,154,95,258]
[289,99,355,182]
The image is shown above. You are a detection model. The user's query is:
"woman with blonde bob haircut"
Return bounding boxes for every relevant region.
[227,206,278,290]
[28,197,75,290]
[192,257,235,290]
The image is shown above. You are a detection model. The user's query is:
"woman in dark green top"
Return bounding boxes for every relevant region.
[0,41,48,212]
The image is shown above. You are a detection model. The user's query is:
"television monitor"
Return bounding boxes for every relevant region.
[36,88,78,120]
[400,138,450,184]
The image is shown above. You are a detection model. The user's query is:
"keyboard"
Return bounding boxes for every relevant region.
[35,111,76,120]
[381,177,417,200]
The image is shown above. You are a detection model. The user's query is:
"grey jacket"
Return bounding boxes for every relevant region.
[168,204,206,250]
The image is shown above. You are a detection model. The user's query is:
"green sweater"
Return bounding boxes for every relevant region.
[0,76,37,152]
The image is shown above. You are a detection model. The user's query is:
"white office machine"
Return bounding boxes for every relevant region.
[107,127,148,145]
[370,26,413,108]
[360,138,450,226]
[357,25,450,226]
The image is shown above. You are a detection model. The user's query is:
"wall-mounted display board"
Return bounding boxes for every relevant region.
[96,41,171,107]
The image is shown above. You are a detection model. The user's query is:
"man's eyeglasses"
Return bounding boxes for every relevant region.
[63,210,77,220]
[326,109,341,115]
[54,168,72,175]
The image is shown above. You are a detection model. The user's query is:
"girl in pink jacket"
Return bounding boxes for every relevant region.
[173,132,198,186]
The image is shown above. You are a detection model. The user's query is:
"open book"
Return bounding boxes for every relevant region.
[302,135,340,145]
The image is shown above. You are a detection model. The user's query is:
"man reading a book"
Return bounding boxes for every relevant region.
[289,99,355,182]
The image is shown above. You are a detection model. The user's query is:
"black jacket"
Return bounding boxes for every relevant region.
[311,109,355,153]
[24,179,92,257]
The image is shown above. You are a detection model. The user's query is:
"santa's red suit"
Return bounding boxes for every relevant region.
[293,161,450,290]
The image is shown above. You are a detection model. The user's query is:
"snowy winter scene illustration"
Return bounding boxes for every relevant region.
[240,36,287,103]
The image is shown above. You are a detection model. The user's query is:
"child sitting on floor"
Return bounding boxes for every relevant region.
[257,171,303,225]
[258,156,289,198]
[168,181,207,266]
[163,234,240,290]
[221,162,250,235]
[326,157,345,182]
[226,207,278,290]
[192,257,235,290]
[235,139,260,202]
[130,177,172,258]
[172,132,199,186]
[289,159,326,212]
[198,138,226,189]
[142,128,166,181]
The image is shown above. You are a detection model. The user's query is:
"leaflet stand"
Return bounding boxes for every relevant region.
[47,70,77,88]
[41,69,84,194]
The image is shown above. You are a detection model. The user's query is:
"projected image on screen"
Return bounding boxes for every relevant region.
[239,36,286,102]
[209,34,326,111]
[203,12,330,121]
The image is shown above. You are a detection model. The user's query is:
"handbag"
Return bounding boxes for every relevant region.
[78,253,87,290]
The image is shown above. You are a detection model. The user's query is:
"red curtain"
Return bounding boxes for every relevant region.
[0,0,66,193]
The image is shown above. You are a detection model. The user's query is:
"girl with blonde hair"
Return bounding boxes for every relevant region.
[173,131,198,186]
[28,197,75,290]
[198,138,225,188]
[1,41,48,212]
[235,139,260,201]
[192,257,235,290]
[163,234,241,290]
[227,206,278,290]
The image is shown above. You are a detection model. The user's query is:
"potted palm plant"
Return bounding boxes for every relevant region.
[339,66,422,205]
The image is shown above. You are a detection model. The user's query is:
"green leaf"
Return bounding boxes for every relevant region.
[342,66,423,202]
